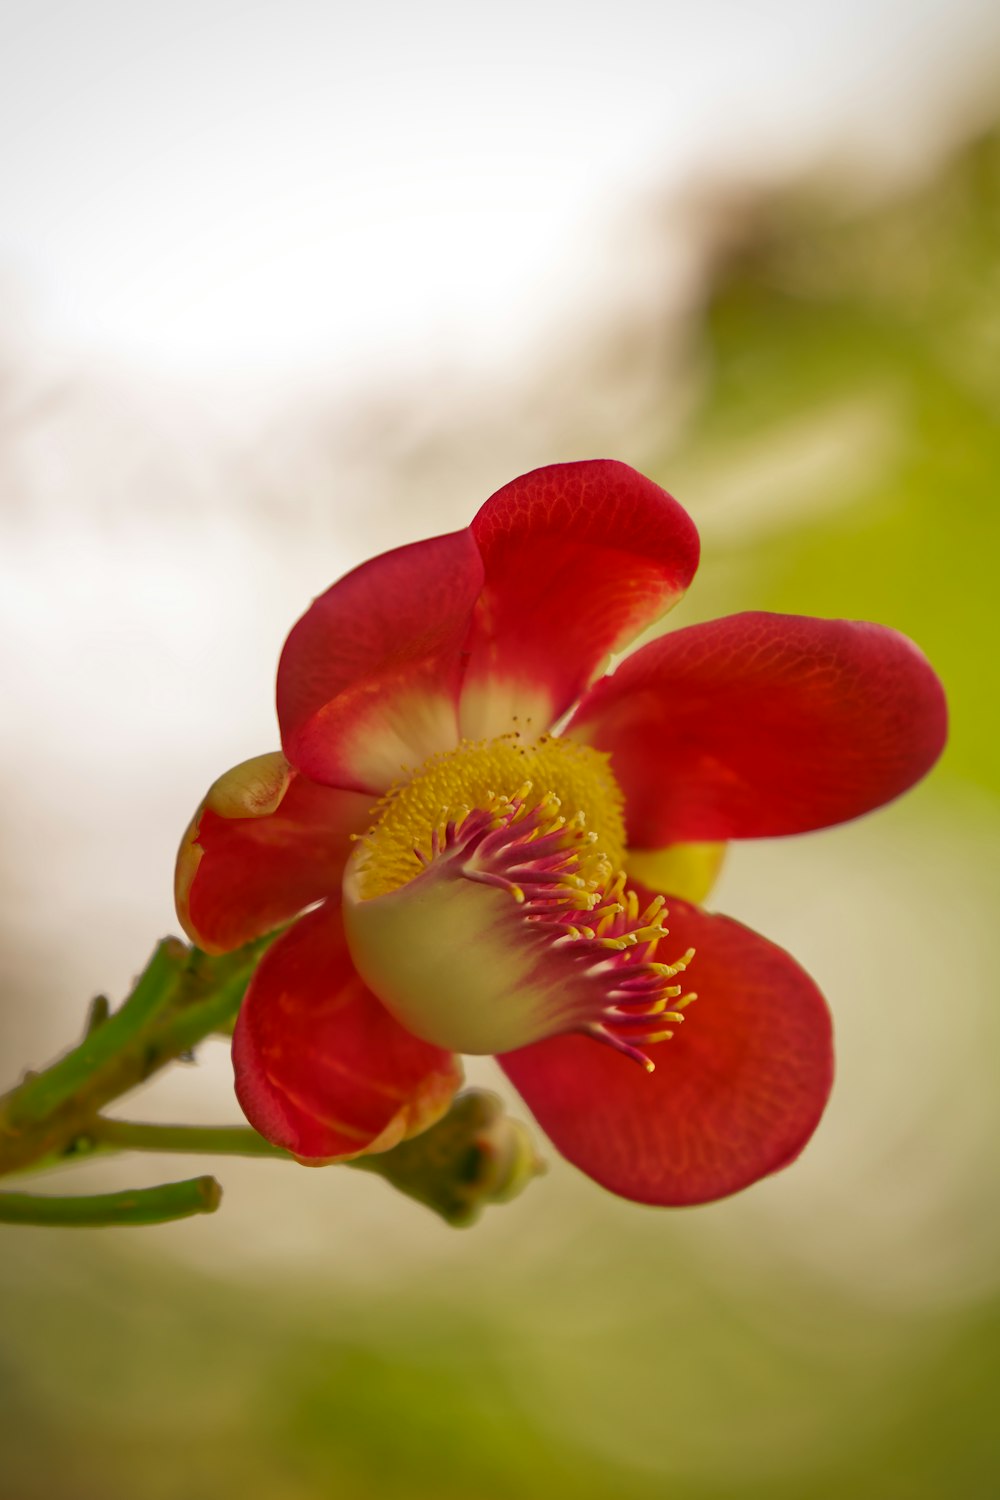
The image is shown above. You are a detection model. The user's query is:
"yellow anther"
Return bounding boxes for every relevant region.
[641,993,684,1014]
[631,924,667,944]
[592,902,624,922]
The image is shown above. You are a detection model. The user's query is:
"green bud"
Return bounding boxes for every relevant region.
[351,1089,546,1226]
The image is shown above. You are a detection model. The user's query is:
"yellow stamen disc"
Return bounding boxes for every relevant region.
[355,734,627,899]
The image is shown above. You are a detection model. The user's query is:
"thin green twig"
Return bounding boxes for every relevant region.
[0,931,544,1227]
[6,940,187,1128]
[0,938,269,1179]
[0,1176,222,1227]
[89,1119,290,1160]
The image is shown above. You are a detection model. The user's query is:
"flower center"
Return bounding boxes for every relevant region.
[343,734,695,1065]
[353,733,627,900]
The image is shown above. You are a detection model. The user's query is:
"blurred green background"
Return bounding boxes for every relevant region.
[2,115,999,1500]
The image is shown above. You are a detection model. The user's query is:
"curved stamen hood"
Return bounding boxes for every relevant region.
[343,737,695,1061]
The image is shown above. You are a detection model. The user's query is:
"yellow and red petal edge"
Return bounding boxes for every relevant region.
[500,892,834,1206]
[568,612,948,843]
[176,752,374,954]
[232,903,462,1161]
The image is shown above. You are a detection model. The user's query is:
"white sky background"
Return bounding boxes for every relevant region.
[1,0,999,1283]
[2,0,999,387]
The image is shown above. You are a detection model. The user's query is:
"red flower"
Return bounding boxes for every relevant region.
[175,462,946,1206]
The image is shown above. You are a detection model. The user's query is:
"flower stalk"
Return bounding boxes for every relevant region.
[0,1176,222,1227]
[0,937,267,1178]
[0,937,543,1227]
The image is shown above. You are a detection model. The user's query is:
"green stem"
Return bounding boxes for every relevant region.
[90,1119,289,1160]
[83,995,111,1038]
[0,1176,222,1227]
[0,939,268,1179]
[147,968,260,1062]
[0,929,545,1227]
[7,940,186,1127]
[70,1094,545,1227]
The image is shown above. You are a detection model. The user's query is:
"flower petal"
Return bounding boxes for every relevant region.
[176,752,374,954]
[626,842,726,905]
[233,904,462,1161]
[500,895,833,1206]
[459,461,700,740]
[569,612,948,843]
[277,530,484,792]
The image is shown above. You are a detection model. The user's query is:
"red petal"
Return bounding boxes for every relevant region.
[500,895,833,1206]
[176,752,374,954]
[233,904,462,1160]
[459,461,700,740]
[277,529,484,792]
[569,612,947,843]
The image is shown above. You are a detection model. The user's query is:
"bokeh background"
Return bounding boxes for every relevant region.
[2,3,999,1497]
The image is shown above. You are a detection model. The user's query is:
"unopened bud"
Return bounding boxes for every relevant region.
[350,1089,546,1226]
